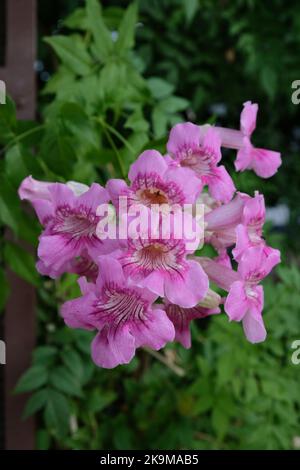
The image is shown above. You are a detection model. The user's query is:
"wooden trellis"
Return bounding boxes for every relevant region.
[0,0,37,450]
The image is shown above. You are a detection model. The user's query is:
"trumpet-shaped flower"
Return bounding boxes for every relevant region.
[61,256,175,368]
[224,246,280,343]
[107,149,201,211]
[119,227,209,308]
[19,178,116,277]
[211,101,281,177]
[167,123,235,203]
[165,300,220,348]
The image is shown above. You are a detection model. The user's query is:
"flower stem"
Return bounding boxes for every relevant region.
[143,347,185,377]
[0,124,45,156]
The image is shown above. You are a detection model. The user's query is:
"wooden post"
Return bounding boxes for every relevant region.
[0,0,37,450]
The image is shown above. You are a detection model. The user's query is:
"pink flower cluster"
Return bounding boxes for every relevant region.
[19,101,281,368]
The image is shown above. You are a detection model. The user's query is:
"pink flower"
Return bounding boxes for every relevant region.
[19,175,54,203]
[61,256,175,368]
[164,300,220,348]
[37,252,98,281]
[107,149,201,210]
[167,123,236,203]
[119,227,209,308]
[19,178,116,277]
[215,249,232,268]
[197,256,240,292]
[232,192,280,262]
[224,246,280,343]
[233,224,280,264]
[205,192,247,249]
[205,191,267,253]
[214,101,281,178]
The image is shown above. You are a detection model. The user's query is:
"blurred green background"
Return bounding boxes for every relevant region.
[1,0,300,450]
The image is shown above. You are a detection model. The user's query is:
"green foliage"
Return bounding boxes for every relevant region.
[15,264,300,450]
[0,0,188,290]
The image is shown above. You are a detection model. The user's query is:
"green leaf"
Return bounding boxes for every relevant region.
[116,2,138,54]
[5,145,28,187]
[0,176,39,243]
[0,178,18,232]
[73,329,94,355]
[87,389,117,413]
[125,107,149,132]
[50,366,83,397]
[4,242,40,287]
[44,389,70,438]
[23,389,48,419]
[40,127,75,177]
[42,66,75,96]
[120,131,148,167]
[261,66,277,101]
[184,0,199,23]
[152,106,168,138]
[44,35,92,76]
[32,346,57,366]
[159,96,189,113]
[62,349,84,383]
[0,267,10,312]
[15,366,48,393]
[86,0,113,61]
[99,60,128,98]
[36,429,51,450]
[0,96,17,143]
[60,102,99,149]
[212,404,229,440]
[216,352,236,387]
[64,8,88,30]
[147,77,175,100]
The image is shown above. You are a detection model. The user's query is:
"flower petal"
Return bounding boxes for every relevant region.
[38,234,80,271]
[251,148,282,178]
[61,292,97,330]
[128,150,168,183]
[224,280,248,321]
[205,193,245,231]
[31,199,54,225]
[18,176,53,202]
[238,245,280,281]
[131,308,175,349]
[106,178,129,208]
[48,183,75,208]
[76,183,108,212]
[242,288,266,343]
[235,138,252,171]
[96,256,125,291]
[91,326,136,369]
[240,101,258,137]
[208,165,236,203]
[136,270,165,298]
[202,126,222,163]
[164,260,209,308]
[242,192,265,226]
[232,224,251,262]
[167,122,200,156]
[165,166,201,204]
[243,312,266,343]
[198,257,241,291]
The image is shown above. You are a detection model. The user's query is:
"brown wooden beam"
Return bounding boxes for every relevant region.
[1,0,37,450]
[0,0,36,119]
